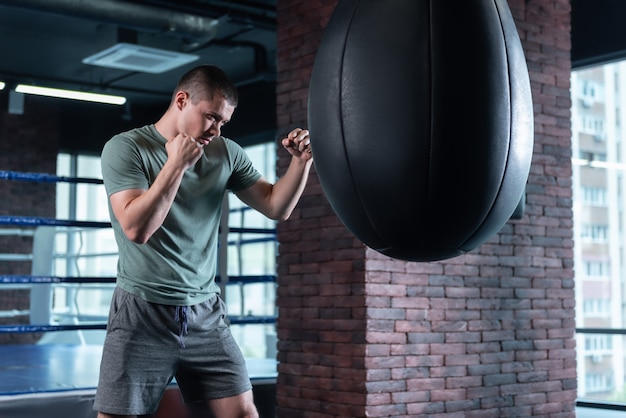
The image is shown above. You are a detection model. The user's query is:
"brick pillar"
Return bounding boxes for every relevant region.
[0,97,60,344]
[276,1,576,417]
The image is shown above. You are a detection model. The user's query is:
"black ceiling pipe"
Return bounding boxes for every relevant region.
[0,0,219,40]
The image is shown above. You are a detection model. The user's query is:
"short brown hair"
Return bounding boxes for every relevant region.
[175,65,239,106]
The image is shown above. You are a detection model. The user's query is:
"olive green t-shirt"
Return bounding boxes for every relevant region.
[100,124,261,305]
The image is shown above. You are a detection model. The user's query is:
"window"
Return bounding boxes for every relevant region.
[40,154,116,344]
[581,116,605,135]
[572,61,626,405]
[585,373,614,394]
[585,335,613,353]
[582,261,610,278]
[578,151,606,162]
[582,80,597,100]
[580,224,609,241]
[582,299,611,316]
[582,187,607,206]
[224,142,278,359]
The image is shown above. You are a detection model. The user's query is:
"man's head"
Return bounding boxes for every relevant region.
[175,65,239,107]
[168,65,238,143]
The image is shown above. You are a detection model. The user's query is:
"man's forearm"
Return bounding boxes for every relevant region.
[112,160,186,244]
[271,156,313,220]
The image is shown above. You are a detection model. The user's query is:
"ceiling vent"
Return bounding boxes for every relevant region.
[82,43,199,74]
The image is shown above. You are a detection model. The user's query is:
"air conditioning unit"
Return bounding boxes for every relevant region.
[82,43,198,74]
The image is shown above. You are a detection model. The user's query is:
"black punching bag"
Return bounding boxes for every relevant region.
[308,0,534,262]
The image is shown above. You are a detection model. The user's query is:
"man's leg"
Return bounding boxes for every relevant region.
[207,390,259,418]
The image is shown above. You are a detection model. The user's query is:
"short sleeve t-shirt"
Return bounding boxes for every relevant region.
[100,124,261,305]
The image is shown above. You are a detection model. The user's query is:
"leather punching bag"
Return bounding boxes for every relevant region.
[308,0,534,261]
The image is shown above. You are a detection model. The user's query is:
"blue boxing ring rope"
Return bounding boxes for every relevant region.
[0,169,104,184]
[0,216,111,228]
[0,169,278,417]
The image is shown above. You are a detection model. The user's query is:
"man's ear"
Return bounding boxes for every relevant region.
[174,90,189,110]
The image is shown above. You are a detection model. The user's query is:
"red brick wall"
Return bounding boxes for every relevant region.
[0,95,60,344]
[276,0,576,417]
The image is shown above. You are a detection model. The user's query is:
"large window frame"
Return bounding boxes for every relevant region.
[573,61,626,411]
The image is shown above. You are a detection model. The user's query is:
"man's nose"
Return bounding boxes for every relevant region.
[209,121,220,137]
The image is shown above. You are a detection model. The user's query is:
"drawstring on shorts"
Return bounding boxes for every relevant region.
[174,305,189,348]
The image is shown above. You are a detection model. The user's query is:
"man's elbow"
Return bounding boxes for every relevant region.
[123,227,151,244]
[267,208,292,222]
[276,212,291,222]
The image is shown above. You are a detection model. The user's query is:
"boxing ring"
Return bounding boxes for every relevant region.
[0,170,278,417]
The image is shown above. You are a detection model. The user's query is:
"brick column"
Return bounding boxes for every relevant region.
[0,99,60,344]
[276,1,576,417]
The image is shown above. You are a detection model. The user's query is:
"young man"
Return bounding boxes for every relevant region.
[94,65,313,418]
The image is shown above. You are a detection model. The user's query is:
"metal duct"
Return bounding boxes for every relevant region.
[0,0,218,39]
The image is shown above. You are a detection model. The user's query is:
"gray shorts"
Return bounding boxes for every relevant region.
[93,286,252,416]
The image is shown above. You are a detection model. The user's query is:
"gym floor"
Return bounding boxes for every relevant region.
[0,344,623,417]
[0,344,277,417]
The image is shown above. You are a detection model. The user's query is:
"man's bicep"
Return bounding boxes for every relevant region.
[109,188,145,222]
[235,178,273,215]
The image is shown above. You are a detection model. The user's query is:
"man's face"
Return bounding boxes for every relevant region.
[181,93,235,144]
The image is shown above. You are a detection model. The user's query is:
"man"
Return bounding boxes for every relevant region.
[94,65,313,418]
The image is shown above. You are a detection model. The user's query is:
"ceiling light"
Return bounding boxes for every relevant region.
[0,81,5,90]
[15,84,126,105]
[82,43,199,74]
